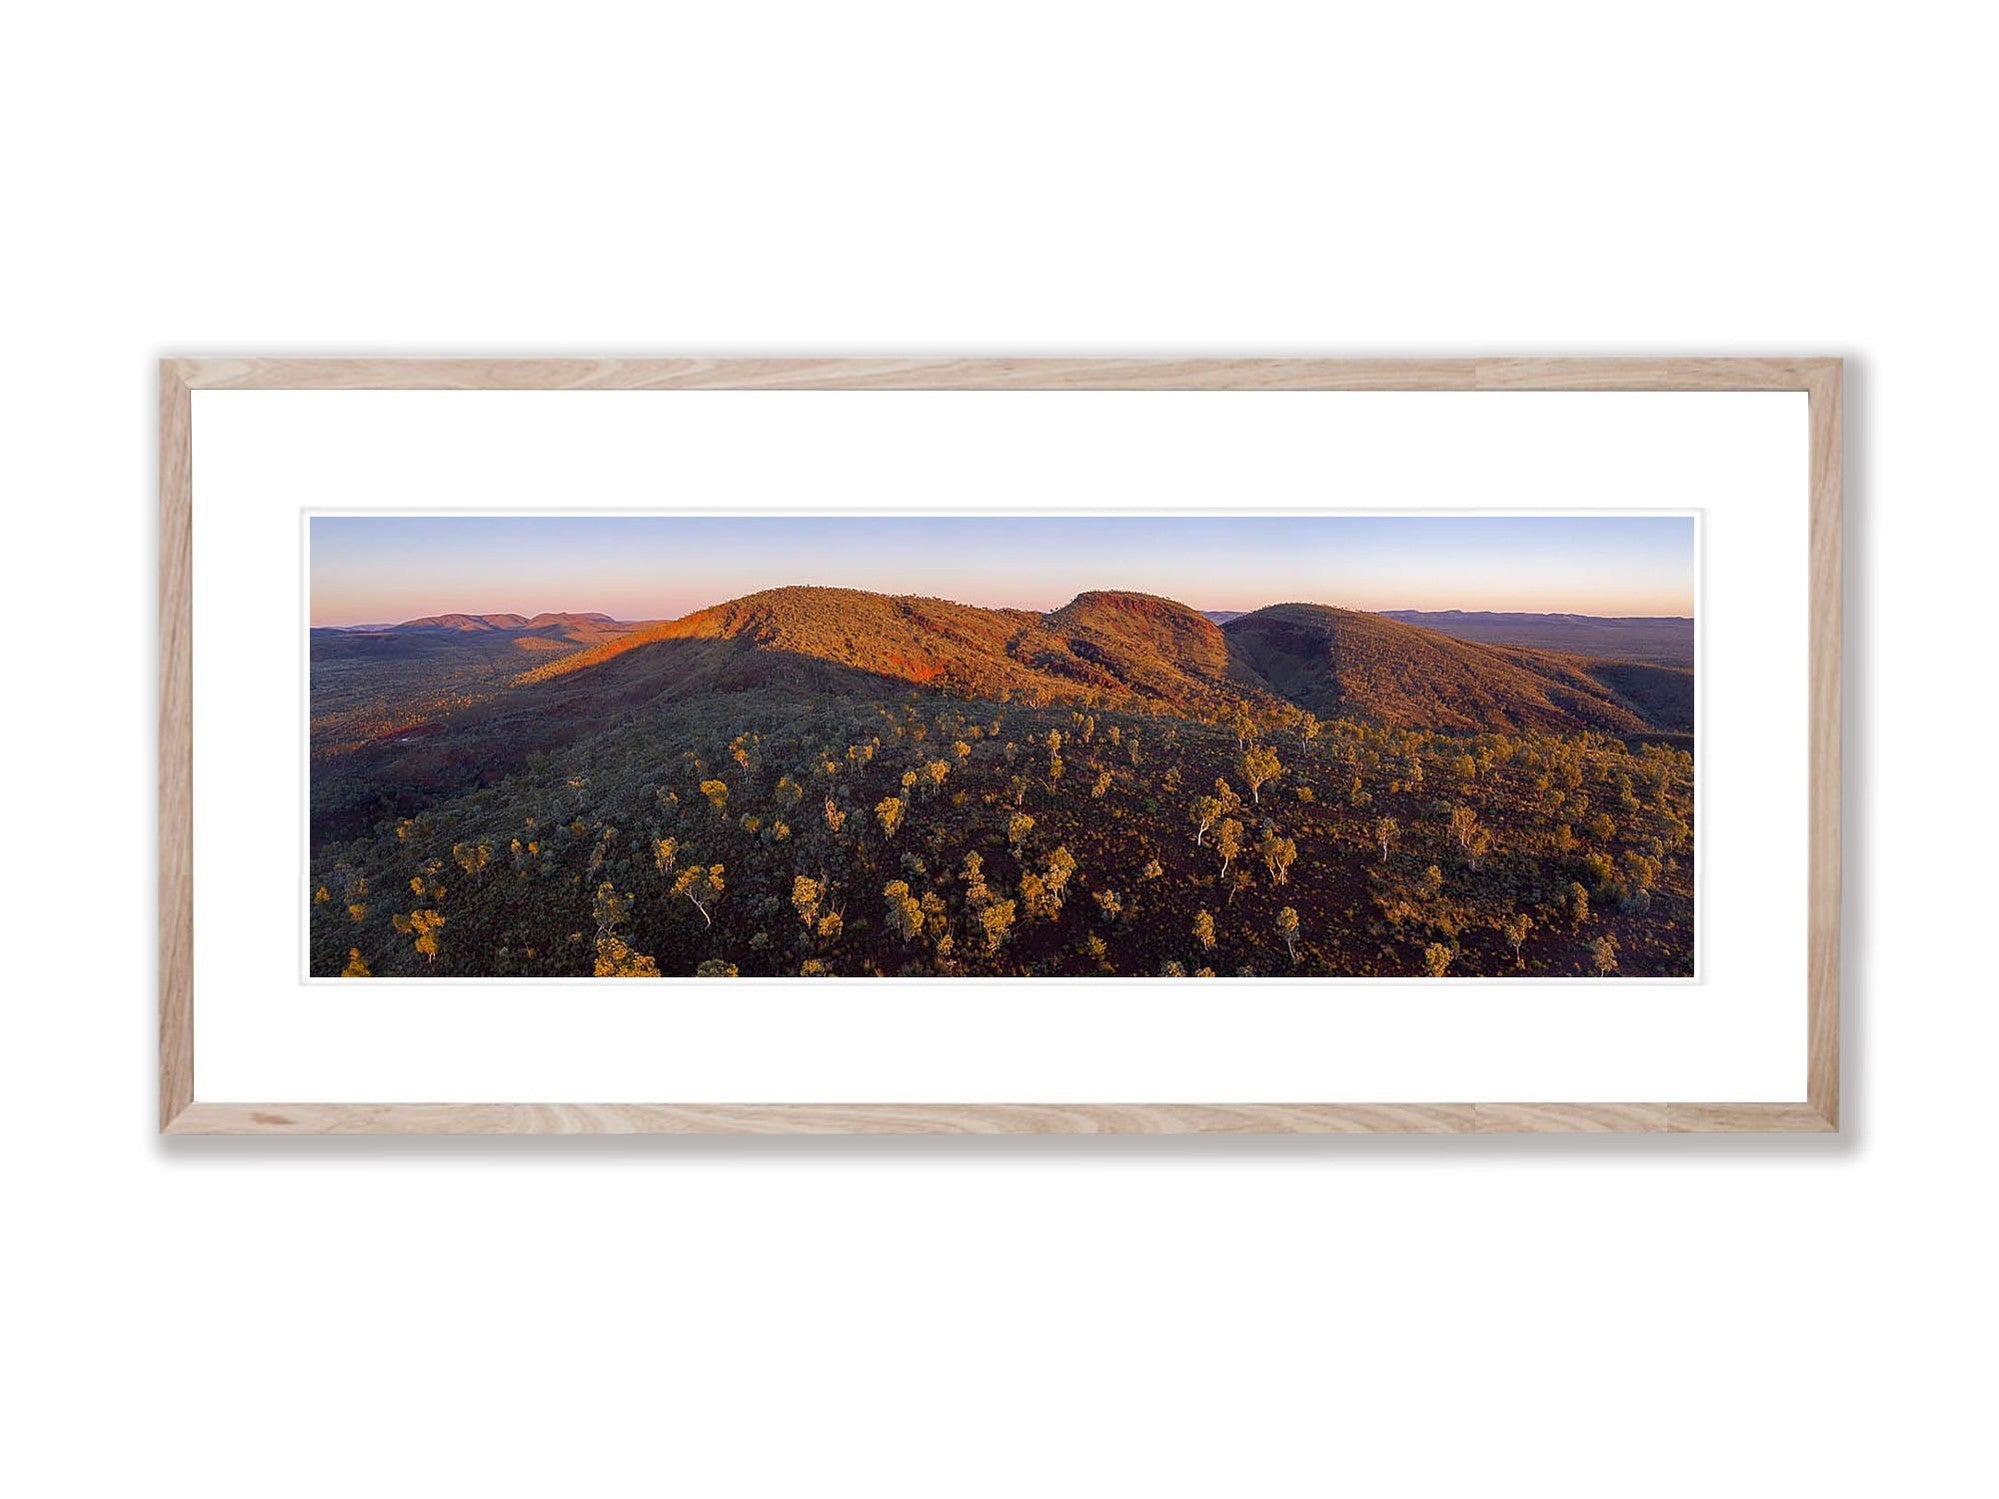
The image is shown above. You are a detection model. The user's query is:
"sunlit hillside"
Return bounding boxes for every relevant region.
[309,587,1695,980]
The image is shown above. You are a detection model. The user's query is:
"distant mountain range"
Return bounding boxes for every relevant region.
[1377,609,1693,667]
[328,610,623,633]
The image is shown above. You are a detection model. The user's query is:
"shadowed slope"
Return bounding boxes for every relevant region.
[1380,608,1694,667]
[509,586,1687,735]
[1222,603,1661,734]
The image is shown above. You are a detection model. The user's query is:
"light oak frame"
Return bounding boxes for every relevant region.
[159,357,1841,1135]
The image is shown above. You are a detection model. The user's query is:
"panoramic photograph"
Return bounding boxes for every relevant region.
[308,515,1695,980]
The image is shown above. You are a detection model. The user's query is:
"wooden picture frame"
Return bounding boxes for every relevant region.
[160,357,1840,1135]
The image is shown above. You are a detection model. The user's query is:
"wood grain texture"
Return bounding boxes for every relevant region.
[170,355,1841,393]
[1666,1103,1836,1133]
[159,362,193,1130]
[164,1100,1838,1135]
[1473,1103,1669,1133]
[1473,356,1838,391]
[159,356,1842,1136]
[168,1102,1480,1135]
[173,356,1485,391]
[1806,361,1843,1127]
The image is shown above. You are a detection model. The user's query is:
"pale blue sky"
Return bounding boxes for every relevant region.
[310,514,1694,626]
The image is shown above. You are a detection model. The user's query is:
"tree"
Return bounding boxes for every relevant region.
[924,759,951,792]
[1019,847,1076,921]
[592,880,634,933]
[1189,795,1223,847]
[1590,935,1619,976]
[1227,701,1257,747]
[594,934,660,977]
[823,797,846,834]
[1276,906,1300,963]
[1214,818,1243,879]
[960,851,990,906]
[1582,850,1617,892]
[1257,827,1297,884]
[1242,743,1282,803]
[1193,908,1216,951]
[673,863,725,927]
[339,947,371,978]
[1042,844,1077,899]
[791,874,824,928]
[1091,769,1113,799]
[1568,882,1590,930]
[1423,942,1452,977]
[699,779,729,815]
[874,796,905,838]
[920,891,949,950]
[1375,816,1398,862]
[653,836,679,877]
[1007,811,1035,850]
[1466,826,1492,871]
[391,907,444,961]
[978,897,1016,955]
[694,959,739,977]
[1093,888,1122,921]
[882,880,925,942]
[1449,804,1480,857]
[1503,912,1532,967]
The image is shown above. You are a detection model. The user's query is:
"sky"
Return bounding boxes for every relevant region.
[309,514,1695,626]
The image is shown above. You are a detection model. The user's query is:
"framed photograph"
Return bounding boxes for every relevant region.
[159,357,1840,1134]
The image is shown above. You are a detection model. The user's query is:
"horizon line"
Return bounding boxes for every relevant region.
[311,586,1696,631]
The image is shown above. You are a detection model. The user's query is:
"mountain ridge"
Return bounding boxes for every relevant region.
[504,585,1689,736]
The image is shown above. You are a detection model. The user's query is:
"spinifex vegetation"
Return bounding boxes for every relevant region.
[309,588,1693,979]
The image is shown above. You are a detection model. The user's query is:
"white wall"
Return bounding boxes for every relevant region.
[3,4,1987,1495]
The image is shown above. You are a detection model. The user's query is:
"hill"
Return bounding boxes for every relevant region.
[510,585,1688,737]
[310,612,648,759]
[1222,603,1682,735]
[389,610,628,639]
[309,585,1698,981]
[514,586,1250,713]
[394,612,532,632]
[1378,609,1694,667]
